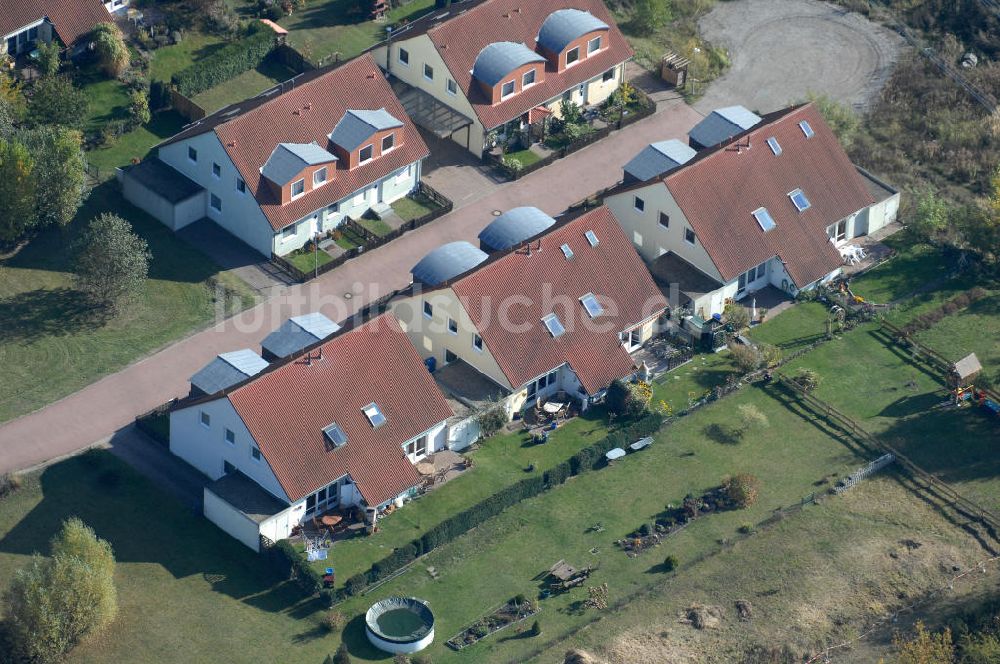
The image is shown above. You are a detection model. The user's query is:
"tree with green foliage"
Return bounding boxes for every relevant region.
[737,403,769,432]
[892,621,953,663]
[36,40,61,78]
[724,302,751,331]
[27,75,89,130]
[4,518,117,664]
[130,88,151,126]
[74,213,151,312]
[0,138,37,243]
[910,188,950,244]
[93,22,130,78]
[16,127,87,229]
[723,473,760,509]
[607,379,652,418]
[630,0,670,36]
[728,342,761,374]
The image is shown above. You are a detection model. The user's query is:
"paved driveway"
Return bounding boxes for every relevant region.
[695,0,904,114]
[0,99,703,474]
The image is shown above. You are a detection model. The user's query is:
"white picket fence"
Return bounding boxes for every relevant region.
[834,453,896,493]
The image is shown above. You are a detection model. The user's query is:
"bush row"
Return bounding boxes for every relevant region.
[171,23,276,96]
[262,538,323,595]
[334,411,663,601]
[898,286,988,336]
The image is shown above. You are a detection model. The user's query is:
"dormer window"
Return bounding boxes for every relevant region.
[789,189,811,212]
[323,422,348,448]
[363,403,386,427]
[291,179,305,199]
[522,69,536,87]
[501,80,515,98]
[313,167,328,187]
[381,133,395,152]
[542,313,566,337]
[566,46,580,67]
[587,36,602,54]
[359,145,373,163]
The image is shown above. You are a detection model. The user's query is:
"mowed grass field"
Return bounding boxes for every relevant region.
[0,183,256,422]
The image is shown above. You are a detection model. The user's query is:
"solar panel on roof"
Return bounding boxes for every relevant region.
[542,313,566,337]
[752,207,776,232]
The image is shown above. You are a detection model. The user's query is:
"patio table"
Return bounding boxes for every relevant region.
[542,401,565,414]
[320,515,342,527]
[416,462,435,476]
[605,448,626,461]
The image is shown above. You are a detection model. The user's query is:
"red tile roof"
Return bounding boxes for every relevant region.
[228,314,453,505]
[450,206,666,394]
[0,0,110,47]
[213,53,429,231]
[663,103,875,287]
[425,0,633,130]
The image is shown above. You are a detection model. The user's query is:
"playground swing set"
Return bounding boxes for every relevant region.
[949,353,1000,419]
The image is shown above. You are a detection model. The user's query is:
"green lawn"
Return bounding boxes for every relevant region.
[913,291,1000,375]
[281,0,437,64]
[504,148,544,169]
[0,183,256,423]
[650,350,735,412]
[286,247,334,273]
[327,388,867,662]
[850,237,953,305]
[356,216,393,237]
[84,111,188,181]
[148,32,228,83]
[389,194,435,222]
[191,57,298,113]
[748,301,831,351]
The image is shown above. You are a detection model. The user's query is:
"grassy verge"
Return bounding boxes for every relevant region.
[503,148,543,169]
[355,216,393,237]
[84,111,188,181]
[748,301,831,351]
[0,182,256,422]
[282,0,436,64]
[285,248,334,273]
[148,32,228,83]
[191,57,298,113]
[390,194,435,222]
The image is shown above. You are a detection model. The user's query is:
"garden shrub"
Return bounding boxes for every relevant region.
[93,23,130,78]
[724,473,761,509]
[531,619,541,636]
[663,555,677,572]
[607,379,652,418]
[477,404,507,438]
[264,540,321,595]
[321,610,346,632]
[0,472,22,499]
[171,23,275,96]
[728,343,761,373]
[331,642,351,664]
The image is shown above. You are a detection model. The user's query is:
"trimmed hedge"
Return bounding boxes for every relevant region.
[263,539,322,595]
[171,23,276,96]
[334,411,664,600]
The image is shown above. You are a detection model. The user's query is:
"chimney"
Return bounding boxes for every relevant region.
[305,102,312,110]
[317,346,324,361]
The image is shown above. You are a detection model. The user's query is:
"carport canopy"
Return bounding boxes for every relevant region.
[394,82,473,138]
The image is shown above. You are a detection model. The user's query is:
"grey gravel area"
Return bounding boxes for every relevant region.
[695,0,905,115]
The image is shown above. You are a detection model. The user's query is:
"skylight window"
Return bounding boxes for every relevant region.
[560,243,574,259]
[585,230,598,247]
[789,189,811,212]
[799,120,814,138]
[766,136,781,156]
[323,422,348,448]
[542,313,566,337]
[363,403,386,427]
[752,207,776,232]
[580,293,603,318]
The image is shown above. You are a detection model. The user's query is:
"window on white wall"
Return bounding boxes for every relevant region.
[212,162,221,178]
[633,196,645,213]
[250,445,261,461]
[188,146,197,163]
[200,411,210,428]
[398,47,409,66]
[236,177,246,194]
[423,300,433,318]
[602,68,615,82]
[473,333,483,351]
[447,318,458,334]
[282,224,296,239]
[684,228,696,245]
[423,63,434,81]
[446,79,457,95]
[225,428,235,445]
[210,194,222,212]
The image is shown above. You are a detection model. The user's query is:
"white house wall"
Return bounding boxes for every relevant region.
[203,487,264,551]
[170,398,290,503]
[374,35,486,155]
[271,160,422,256]
[447,415,481,451]
[605,183,725,282]
[157,133,275,256]
[118,168,205,232]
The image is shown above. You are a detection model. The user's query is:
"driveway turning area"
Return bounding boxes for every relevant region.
[696,0,903,114]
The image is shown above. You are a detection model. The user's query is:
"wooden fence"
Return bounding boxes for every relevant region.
[270,183,453,283]
[774,372,1000,536]
[170,89,207,123]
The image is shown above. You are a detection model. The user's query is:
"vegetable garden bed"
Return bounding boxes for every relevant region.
[446,597,540,650]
